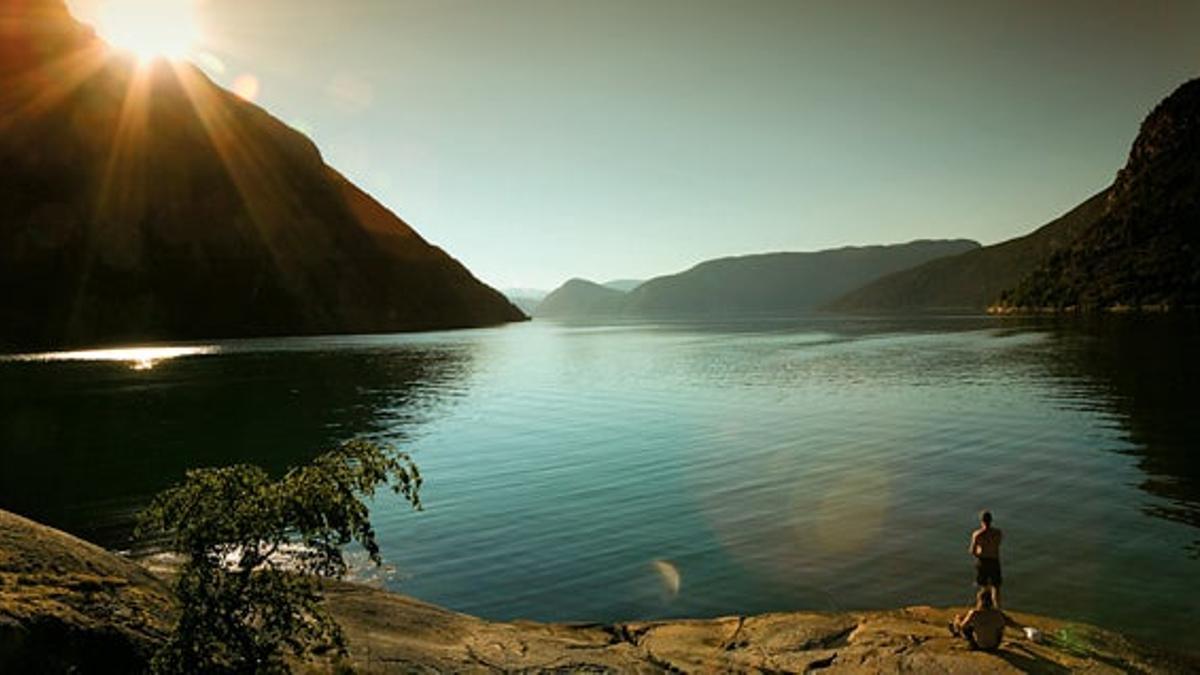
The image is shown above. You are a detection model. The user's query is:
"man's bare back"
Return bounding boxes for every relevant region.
[970,526,1002,559]
[970,510,1003,608]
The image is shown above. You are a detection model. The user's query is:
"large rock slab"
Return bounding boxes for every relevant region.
[322,585,1199,674]
[3,508,1196,673]
[0,509,175,674]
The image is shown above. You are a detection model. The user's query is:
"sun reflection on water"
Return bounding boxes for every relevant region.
[1,346,216,370]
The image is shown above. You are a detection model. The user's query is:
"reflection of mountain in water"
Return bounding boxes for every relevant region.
[0,342,476,545]
[1034,315,1200,555]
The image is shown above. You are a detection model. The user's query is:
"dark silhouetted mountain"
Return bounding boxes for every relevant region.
[999,78,1200,310]
[828,191,1109,311]
[0,1,523,350]
[602,279,643,292]
[620,240,979,316]
[533,279,627,318]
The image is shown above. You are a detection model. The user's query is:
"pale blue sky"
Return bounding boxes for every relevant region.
[68,1,1200,289]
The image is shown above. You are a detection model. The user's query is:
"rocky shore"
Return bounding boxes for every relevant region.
[2,508,1196,673]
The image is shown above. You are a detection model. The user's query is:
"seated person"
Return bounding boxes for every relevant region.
[950,588,1008,651]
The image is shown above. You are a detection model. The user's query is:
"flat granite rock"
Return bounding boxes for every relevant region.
[320,585,1199,674]
[2,508,1197,674]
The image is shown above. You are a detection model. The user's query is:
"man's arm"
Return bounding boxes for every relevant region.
[954,609,973,630]
[968,530,979,555]
[959,609,978,629]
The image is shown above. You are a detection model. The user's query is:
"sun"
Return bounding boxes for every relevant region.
[93,0,201,62]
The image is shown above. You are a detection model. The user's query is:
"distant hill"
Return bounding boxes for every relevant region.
[0,1,523,350]
[502,288,548,315]
[621,240,979,316]
[999,78,1200,310]
[602,279,643,292]
[533,279,627,318]
[505,296,544,316]
[503,287,549,301]
[828,191,1109,311]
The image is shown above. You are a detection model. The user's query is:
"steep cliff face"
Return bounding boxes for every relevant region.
[0,0,523,350]
[1000,79,1200,309]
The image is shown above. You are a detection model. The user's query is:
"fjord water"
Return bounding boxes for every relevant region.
[2,316,1198,648]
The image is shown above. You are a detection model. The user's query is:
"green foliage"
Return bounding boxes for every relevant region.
[137,440,421,674]
[1049,624,1103,658]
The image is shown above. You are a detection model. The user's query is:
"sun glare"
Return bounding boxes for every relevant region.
[1,346,216,371]
[95,0,201,62]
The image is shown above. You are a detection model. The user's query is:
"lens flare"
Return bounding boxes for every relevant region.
[231,73,261,102]
[94,0,201,62]
[652,559,682,597]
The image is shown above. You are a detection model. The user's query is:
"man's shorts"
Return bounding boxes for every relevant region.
[975,557,1002,587]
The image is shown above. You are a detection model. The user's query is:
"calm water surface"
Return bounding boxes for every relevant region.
[2,315,1198,649]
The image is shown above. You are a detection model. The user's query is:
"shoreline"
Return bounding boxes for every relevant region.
[319,582,1199,673]
[3,508,1197,673]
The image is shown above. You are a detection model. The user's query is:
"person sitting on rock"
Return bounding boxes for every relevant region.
[950,588,1008,651]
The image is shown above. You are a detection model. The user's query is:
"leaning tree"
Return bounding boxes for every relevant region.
[138,439,421,674]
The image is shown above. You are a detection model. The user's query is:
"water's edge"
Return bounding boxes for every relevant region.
[3,507,1197,673]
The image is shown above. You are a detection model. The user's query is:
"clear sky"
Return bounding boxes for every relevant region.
[66,0,1200,290]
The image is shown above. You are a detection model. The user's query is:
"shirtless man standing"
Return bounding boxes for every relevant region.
[969,510,1003,608]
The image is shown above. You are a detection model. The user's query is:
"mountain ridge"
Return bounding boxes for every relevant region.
[998,77,1200,310]
[0,1,524,350]
[533,278,627,318]
[827,191,1110,311]
[533,240,979,319]
[621,239,980,316]
[833,77,1200,313]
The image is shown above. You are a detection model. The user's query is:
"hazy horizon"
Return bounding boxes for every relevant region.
[65,0,1200,290]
